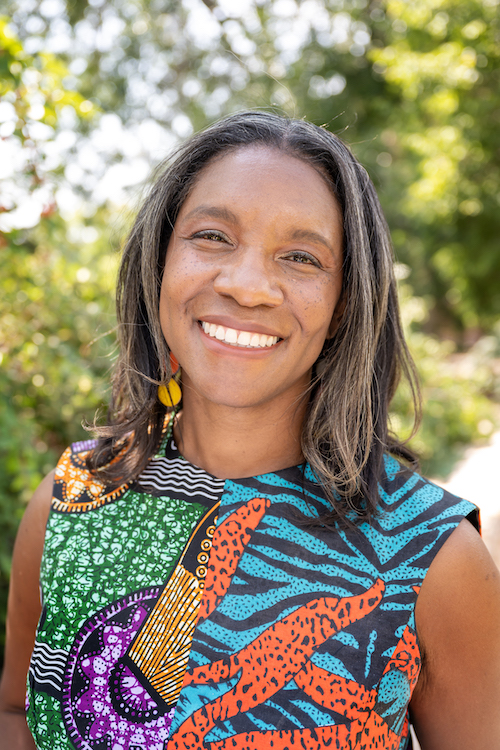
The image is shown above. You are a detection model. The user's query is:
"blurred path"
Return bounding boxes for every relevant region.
[439,431,500,568]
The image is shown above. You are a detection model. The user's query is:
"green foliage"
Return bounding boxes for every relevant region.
[0,210,120,656]
[0,15,96,129]
[391,274,498,477]
[366,0,500,332]
[0,20,105,656]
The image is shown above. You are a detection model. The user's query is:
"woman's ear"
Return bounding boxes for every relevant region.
[328,295,346,338]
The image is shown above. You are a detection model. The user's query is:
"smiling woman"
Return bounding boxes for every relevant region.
[159,146,343,475]
[1,112,499,750]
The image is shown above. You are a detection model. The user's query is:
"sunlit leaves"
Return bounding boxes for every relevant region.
[0,17,98,231]
[365,0,500,330]
[371,42,479,98]
[0,18,111,647]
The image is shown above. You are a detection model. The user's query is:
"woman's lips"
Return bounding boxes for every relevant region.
[200,321,280,349]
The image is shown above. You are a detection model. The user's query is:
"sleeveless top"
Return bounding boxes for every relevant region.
[26,424,478,750]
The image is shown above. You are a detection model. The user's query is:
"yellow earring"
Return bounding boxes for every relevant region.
[158,379,181,407]
[158,353,182,407]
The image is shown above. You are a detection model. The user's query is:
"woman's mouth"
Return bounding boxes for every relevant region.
[200,321,280,349]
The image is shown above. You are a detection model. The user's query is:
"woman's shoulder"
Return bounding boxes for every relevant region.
[377,452,479,530]
[346,454,481,574]
[21,469,56,538]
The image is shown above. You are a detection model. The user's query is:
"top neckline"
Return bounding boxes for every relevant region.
[154,412,307,483]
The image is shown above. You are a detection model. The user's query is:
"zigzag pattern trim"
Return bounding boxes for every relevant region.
[29,641,68,692]
[138,456,225,502]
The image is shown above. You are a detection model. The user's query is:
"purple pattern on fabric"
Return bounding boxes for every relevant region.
[71,439,98,453]
[63,587,175,750]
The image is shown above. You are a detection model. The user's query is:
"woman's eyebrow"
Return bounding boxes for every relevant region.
[183,205,239,223]
[286,229,334,253]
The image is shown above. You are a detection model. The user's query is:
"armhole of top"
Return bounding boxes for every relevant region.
[466,506,481,534]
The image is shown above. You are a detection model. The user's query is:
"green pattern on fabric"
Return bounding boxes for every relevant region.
[39,489,205,650]
[26,487,206,748]
[27,692,72,750]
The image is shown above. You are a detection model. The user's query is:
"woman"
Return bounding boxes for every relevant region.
[1,112,499,750]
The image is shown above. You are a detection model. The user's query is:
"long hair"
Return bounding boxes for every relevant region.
[87,111,420,523]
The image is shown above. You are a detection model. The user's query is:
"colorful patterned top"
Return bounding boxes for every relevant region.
[26,425,478,750]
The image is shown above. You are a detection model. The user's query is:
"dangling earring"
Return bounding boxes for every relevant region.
[158,353,182,407]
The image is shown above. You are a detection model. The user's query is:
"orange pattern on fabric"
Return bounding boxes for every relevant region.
[52,446,130,512]
[170,579,386,750]
[170,580,422,750]
[197,497,272,624]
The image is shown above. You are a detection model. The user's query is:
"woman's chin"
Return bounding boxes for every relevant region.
[183,380,309,413]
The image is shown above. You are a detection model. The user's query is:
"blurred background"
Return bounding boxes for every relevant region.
[1,0,499,663]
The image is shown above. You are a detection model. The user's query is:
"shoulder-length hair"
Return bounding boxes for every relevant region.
[87,111,420,523]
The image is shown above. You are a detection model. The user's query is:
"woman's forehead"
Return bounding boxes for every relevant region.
[181,144,342,223]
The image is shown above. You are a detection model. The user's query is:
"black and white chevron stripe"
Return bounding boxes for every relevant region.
[29,641,67,699]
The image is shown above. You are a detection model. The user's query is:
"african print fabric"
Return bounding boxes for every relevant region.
[26,430,478,750]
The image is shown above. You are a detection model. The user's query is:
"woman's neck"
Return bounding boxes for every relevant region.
[173,396,307,479]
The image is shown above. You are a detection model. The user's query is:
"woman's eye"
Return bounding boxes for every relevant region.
[192,230,228,242]
[285,252,320,267]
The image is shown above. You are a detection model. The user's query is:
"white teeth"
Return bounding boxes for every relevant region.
[201,321,278,349]
[237,331,251,346]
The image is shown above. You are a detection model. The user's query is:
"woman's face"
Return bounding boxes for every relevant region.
[160,145,344,412]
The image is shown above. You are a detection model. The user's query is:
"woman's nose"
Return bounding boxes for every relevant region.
[213,249,284,308]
